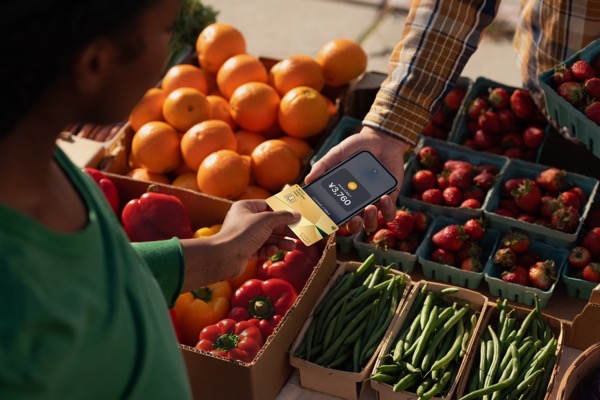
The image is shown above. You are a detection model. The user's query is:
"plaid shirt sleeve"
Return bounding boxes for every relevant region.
[364,0,500,145]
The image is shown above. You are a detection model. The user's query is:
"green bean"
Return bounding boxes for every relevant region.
[436,287,460,297]
[322,315,337,349]
[416,377,433,397]
[420,292,436,330]
[431,318,465,372]
[302,319,317,361]
[332,296,350,343]
[514,308,536,345]
[360,289,398,361]
[412,305,439,366]
[423,320,454,372]
[404,283,428,324]
[377,364,402,374]
[467,368,480,394]
[313,273,352,316]
[478,339,487,389]
[427,304,470,358]
[404,311,423,351]
[370,372,397,384]
[352,336,362,372]
[461,313,478,358]
[515,369,543,393]
[396,360,420,373]
[525,338,556,379]
[421,368,453,400]
[368,266,384,288]
[392,372,420,393]
[354,253,376,283]
[326,348,351,369]
[484,325,501,390]
[535,352,557,399]
[459,343,519,400]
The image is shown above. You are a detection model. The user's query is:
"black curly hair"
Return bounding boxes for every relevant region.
[0,0,161,136]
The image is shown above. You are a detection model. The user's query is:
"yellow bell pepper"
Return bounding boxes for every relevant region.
[173,280,232,346]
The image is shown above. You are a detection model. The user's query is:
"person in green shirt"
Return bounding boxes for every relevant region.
[0,0,301,398]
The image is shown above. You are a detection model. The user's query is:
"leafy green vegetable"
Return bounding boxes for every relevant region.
[165,0,218,71]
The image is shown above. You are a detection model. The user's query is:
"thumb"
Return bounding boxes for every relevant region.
[267,210,301,228]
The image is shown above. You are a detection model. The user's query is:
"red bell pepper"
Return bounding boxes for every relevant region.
[83,167,120,214]
[258,239,322,293]
[196,318,264,363]
[121,186,193,242]
[227,278,297,338]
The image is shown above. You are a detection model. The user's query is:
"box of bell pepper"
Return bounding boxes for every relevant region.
[104,173,339,400]
[289,257,412,400]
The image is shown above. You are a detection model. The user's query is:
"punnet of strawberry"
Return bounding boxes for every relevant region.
[565,226,600,284]
[455,78,548,161]
[490,164,592,234]
[405,142,505,210]
[420,83,468,140]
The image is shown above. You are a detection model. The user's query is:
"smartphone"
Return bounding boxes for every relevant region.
[302,150,398,226]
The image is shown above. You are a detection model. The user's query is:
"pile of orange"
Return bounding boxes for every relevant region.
[126,22,368,200]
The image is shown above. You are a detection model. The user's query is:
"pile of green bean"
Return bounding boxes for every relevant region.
[371,282,478,399]
[459,298,558,400]
[293,253,407,372]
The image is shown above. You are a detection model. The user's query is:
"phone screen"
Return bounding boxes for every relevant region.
[303,151,398,225]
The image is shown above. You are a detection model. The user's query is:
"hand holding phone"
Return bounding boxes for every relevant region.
[302,150,398,226]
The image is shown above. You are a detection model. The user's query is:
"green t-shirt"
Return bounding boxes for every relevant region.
[0,149,192,399]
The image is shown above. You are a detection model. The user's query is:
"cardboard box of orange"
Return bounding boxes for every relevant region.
[106,172,338,400]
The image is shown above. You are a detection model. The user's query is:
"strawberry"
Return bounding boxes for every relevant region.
[494,208,513,217]
[448,168,472,190]
[503,147,525,160]
[442,186,463,207]
[503,178,524,197]
[584,101,600,124]
[488,87,510,110]
[436,173,450,190]
[431,248,456,266]
[386,209,415,240]
[528,260,558,290]
[463,186,485,202]
[516,251,540,268]
[557,81,585,104]
[431,108,447,127]
[396,234,420,253]
[536,168,567,192]
[511,179,542,213]
[501,265,530,286]
[412,211,431,233]
[493,248,517,270]
[502,132,524,149]
[551,206,580,233]
[571,60,596,82]
[432,224,468,252]
[412,169,436,193]
[568,246,592,269]
[456,241,482,262]
[559,191,581,211]
[517,213,536,223]
[569,186,587,205]
[582,263,600,283]
[478,110,502,133]
[421,121,435,136]
[468,97,488,119]
[443,87,466,111]
[444,160,474,173]
[583,227,600,258]
[584,77,600,99]
[376,210,387,230]
[418,146,442,171]
[372,228,397,251]
[497,108,518,131]
[522,126,545,149]
[336,225,352,237]
[474,129,498,149]
[510,89,535,120]
[501,231,530,254]
[421,188,443,205]
[540,196,563,219]
[463,218,485,241]
[460,257,483,272]
[462,139,479,150]
[499,198,520,215]
[552,64,573,86]
[460,198,481,209]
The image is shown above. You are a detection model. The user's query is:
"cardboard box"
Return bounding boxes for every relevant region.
[370,281,488,400]
[289,261,413,400]
[106,173,338,400]
[455,302,564,400]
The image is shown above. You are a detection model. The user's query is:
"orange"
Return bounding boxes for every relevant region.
[269,54,325,95]
[278,86,330,138]
[216,54,268,99]
[196,149,250,199]
[229,82,280,132]
[277,135,312,162]
[180,120,237,171]
[236,184,272,200]
[129,88,167,132]
[251,139,301,192]
[162,87,211,132]
[131,121,182,174]
[196,23,246,74]
[193,227,216,238]
[161,64,209,94]
[171,172,200,191]
[316,38,367,87]
[234,130,266,155]
[206,95,237,130]
[324,96,337,116]
[127,167,170,185]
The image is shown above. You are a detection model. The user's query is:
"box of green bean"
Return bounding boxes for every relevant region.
[370,280,488,400]
[456,299,564,400]
[289,259,412,400]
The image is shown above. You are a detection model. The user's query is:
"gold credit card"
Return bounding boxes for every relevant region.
[266,184,338,246]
